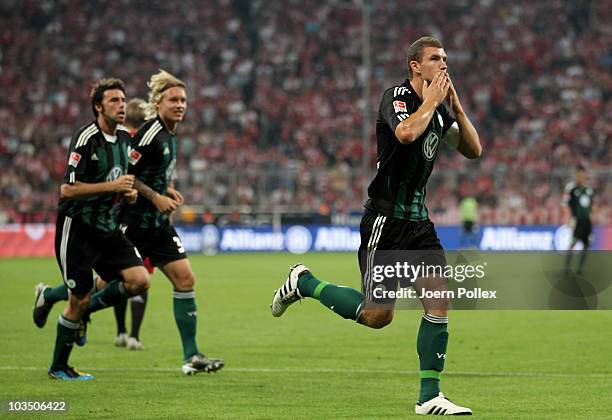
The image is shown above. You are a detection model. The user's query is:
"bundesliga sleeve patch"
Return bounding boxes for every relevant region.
[129,149,142,165]
[68,152,81,167]
[393,100,407,113]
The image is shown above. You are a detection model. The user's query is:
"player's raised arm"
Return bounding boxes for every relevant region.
[394,72,449,144]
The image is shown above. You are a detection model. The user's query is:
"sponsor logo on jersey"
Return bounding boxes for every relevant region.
[579,195,591,208]
[422,132,439,161]
[129,149,142,165]
[393,100,407,113]
[106,166,123,182]
[68,152,81,167]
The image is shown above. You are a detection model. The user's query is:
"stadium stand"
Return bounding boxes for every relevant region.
[0,0,610,224]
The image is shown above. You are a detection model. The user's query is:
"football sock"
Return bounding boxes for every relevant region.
[577,249,588,274]
[417,313,449,403]
[297,272,365,321]
[114,298,127,335]
[87,280,129,314]
[130,291,148,340]
[50,315,79,370]
[173,290,199,361]
[564,251,573,271]
[43,284,69,304]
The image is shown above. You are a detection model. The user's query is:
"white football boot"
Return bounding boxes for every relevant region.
[270,264,310,317]
[114,333,128,347]
[126,337,144,350]
[415,393,472,415]
[182,354,224,375]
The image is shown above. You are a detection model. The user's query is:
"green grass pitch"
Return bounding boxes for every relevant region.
[0,253,611,419]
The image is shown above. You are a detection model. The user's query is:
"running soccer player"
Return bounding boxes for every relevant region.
[271,37,481,415]
[564,166,595,275]
[34,78,150,380]
[121,70,223,374]
[106,97,151,350]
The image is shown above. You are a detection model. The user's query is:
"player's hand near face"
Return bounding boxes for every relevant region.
[446,74,464,115]
[422,71,449,107]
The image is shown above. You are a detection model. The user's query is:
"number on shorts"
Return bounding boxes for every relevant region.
[173,236,185,253]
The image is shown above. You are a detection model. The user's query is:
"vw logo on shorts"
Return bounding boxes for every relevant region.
[66,279,76,289]
[106,166,124,182]
[422,132,439,161]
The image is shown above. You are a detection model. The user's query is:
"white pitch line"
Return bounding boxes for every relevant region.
[0,366,609,378]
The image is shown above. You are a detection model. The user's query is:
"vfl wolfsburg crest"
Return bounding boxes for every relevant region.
[422,132,439,161]
[106,166,124,181]
[579,194,591,208]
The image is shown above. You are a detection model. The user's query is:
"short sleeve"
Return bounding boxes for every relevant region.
[379,86,416,134]
[439,104,456,136]
[63,127,95,184]
[129,132,157,177]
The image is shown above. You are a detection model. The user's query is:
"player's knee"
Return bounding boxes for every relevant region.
[425,308,448,318]
[361,309,394,329]
[94,276,106,292]
[372,311,394,329]
[124,268,150,295]
[423,297,450,314]
[173,270,196,291]
[68,293,90,313]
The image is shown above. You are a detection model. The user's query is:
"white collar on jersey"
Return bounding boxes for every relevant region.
[102,131,117,143]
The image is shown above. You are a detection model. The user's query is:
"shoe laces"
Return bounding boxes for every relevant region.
[281,291,300,304]
[65,366,82,377]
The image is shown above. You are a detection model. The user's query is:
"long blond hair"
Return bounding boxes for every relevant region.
[144,70,186,120]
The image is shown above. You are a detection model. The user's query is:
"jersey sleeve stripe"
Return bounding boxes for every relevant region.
[75,124,98,148]
[138,121,162,146]
[143,125,162,146]
[392,86,409,97]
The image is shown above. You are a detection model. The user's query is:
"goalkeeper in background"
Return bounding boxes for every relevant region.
[564,166,595,275]
[459,194,478,248]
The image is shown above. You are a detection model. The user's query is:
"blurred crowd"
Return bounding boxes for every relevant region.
[0,0,610,224]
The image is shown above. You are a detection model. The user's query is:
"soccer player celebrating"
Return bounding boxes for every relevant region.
[564,165,595,275]
[121,70,223,374]
[34,78,150,380]
[271,37,481,415]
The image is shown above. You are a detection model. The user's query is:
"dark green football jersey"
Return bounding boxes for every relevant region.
[58,122,131,232]
[121,117,177,228]
[566,182,593,221]
[367,80,456,221]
